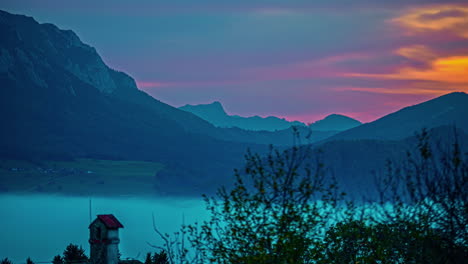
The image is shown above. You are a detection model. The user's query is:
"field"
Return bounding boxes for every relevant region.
[0,159,164,197]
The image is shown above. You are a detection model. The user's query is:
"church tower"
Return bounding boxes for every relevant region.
[89,214,124,264]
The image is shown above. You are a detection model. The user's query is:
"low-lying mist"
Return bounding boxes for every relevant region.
[0,194,208,263]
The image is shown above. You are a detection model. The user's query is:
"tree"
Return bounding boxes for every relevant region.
[144,253,152,264]
[154,128,466,263]
[317,219,457,264]
[185,142,342,264]
[150,213,194,263]
[373,129,467,263]
[63,244,88,264]
[143,251,169,264]
[25,258,33,264]
[316,128,467,264]
[152,251,169,264]
[52,255,63,264]
[1,259,12,264]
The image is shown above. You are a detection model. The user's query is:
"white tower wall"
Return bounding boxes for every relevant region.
[107,230,120,264]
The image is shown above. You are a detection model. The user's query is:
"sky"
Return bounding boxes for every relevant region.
[2,0,468,123]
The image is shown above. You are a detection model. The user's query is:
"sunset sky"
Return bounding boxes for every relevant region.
[2,0,468,123]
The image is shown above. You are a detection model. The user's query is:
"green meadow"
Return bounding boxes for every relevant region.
[0,159,163,196]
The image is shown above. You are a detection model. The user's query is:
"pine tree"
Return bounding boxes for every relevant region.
[144,253,152,264]
[63,244,88,264]
[52,255,63,264]
[152,251,169,264]
[1,258,12,264]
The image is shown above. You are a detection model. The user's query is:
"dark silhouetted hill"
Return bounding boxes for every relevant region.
[326,92,468,141]
[317,125,468,199]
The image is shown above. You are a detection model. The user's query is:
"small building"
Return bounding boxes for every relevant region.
[89,214,124,264]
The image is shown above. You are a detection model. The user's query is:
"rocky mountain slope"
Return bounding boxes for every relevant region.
[0,10,269,194]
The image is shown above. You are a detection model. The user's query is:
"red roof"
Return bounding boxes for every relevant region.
[96,214,124,229]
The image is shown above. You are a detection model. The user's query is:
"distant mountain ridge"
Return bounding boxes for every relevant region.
[326,92,468,141]
[309,114,362,131]
[180,101,306,131]
[180,101,362,132]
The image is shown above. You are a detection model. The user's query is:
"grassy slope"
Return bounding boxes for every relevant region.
[0,159,163,197]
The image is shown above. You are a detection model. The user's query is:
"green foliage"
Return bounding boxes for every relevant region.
[52,255,63,264]
[63,243,88,264]
[144,253,152,264]
[1,258,12,264]
[152,251,169,264]
[316,219,459,264]
[187,143,342,264]
[143,251,169,264]
[155,129,467,264]
[372,128,467,263]
[314,129,467,264]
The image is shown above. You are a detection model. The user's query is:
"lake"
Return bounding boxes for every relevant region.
[0,194,208,263]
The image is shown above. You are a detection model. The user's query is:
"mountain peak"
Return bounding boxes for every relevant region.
[434,91,468,102]
[209,101,225,111]
[0,9,139,94]
[181,101,227,115]
[310,114,362,132]
[180,102,306,131]
[324,113,356,120]
[0,9,35,24]
[441,91,467,97]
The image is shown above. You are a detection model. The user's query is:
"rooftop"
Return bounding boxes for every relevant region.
[91,214,124,229]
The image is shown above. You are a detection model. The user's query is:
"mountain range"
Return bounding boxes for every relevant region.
[0,10,266,194]
[180,101,362,132]
[0,9,467,196]
[180,101,306,131]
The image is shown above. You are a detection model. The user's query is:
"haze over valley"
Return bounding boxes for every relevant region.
[0,2,467,263]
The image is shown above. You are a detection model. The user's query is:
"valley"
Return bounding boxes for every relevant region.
[0,159,163,196]
[0,4,467,264]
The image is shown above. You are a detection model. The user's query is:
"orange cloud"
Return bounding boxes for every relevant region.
[392,5,468,38]
[337,87,454,96]
[343,6,468,97]
[395,45,437,62]
[348,55,468,84]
